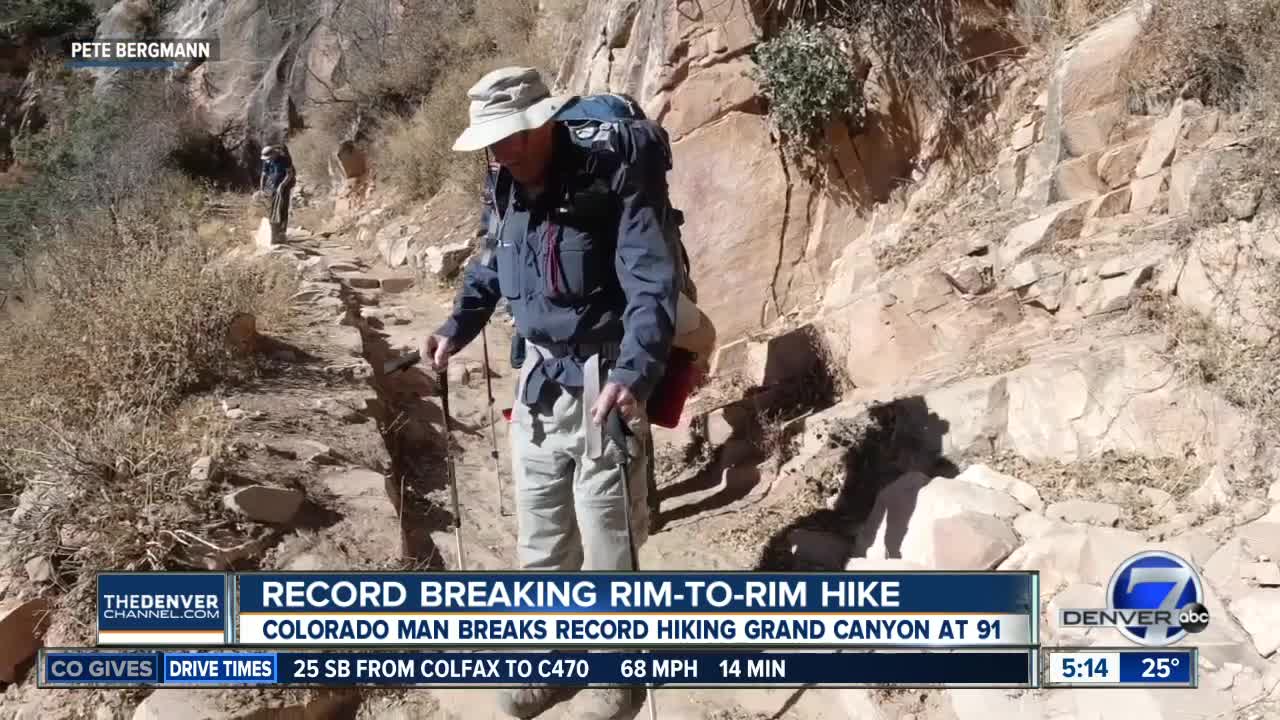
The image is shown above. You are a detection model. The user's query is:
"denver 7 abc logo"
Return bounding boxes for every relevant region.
[1059,550,1211,646]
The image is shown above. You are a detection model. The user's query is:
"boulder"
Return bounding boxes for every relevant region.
[1230,590,1280,657]
[942,256,995,295]
[1189,465,1234,512]
[1136,101,1185,178]
[25,556,53,583]
[1014,512,1069,540]
[920,375,1010,457]
[1096,141,1144,188]
[380,276,415,294]
[338,273,380,290]
[1001,341,1244,462]
[999,526,1147,592]
[1236,512,1280,567]
[1053,9,1142,116]
[1011,116,1039,150]
[1006,256,1066,290]
[223,486,304,525]
[1088,187,1132,218]
[0,598,48,683]
[419,239,473,280]
[929,512,1019,570]
[1061,103,1123,158]
[856,471,1027,564]
[1129,170,1170,215]
[998,200,1090,267]
[1053,151,1105,200]
[954,464,1044,512]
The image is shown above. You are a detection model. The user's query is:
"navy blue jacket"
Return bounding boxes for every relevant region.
[435,121,680,406]
[262,156,292,192]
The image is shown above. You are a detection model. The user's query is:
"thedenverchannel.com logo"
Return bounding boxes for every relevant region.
[1059,550,1211,647]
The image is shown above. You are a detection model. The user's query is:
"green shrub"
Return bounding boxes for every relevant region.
[753,23,867,153]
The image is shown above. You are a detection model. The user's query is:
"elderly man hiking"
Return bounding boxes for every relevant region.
[258,144,295,240]
[421,66,684,719]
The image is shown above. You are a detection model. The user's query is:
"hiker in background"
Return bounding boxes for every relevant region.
[422,66,682,720]
[258,144,295,238]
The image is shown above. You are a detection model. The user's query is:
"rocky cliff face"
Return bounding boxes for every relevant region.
[89,0,345,180]
[554,0,1017,346]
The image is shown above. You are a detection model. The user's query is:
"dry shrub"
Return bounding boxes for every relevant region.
[287,127,340,193]
[1012,0,1130,44]
[0,401,220,642]
[329,1,472,114]
[2,203,296,420]
[1140,292,1280,434]
[1128,1,1280,113]
[371,0,550,201]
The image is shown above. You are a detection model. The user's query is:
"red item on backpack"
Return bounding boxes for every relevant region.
[646,347,703,429]
[502,408,512,422]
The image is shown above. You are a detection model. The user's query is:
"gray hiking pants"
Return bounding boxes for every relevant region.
[509,349,650,572]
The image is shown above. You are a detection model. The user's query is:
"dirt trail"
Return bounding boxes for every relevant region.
[256,214,851,719]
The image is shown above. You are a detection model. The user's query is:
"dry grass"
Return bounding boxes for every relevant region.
[982,449,1202,530]
[1127,0,1280,191]
[0,77,300,631]
[288,127,340,194]
[1012,0,1130,45]
[367,0,557,202]
[1137,291,1280,435]
[968,348,1032,378]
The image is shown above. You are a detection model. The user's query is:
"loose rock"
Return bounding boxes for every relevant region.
[0,598,48,683]
[189,457,215,484]
[223,486,305,525]
[1230,589,1280,657]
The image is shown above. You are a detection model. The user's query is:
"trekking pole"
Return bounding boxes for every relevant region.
[605,409,658,720]
[480,327,509,516]
[438,368,467,571]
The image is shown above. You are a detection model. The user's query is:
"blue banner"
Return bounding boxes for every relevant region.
[1118,650,1194,685]
[39,649,1034,688]
[97,573,230,645]
[235,572,1035,614]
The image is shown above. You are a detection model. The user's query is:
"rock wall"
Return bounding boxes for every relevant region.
[90,0,347,181]
[555,0,1021,347]
[554,0,925,345]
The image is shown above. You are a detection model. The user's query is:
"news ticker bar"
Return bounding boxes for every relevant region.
[96,571,1040,648]
[38,648,1201,688]
[1044,648,1197,688]
[40,649,1037,689]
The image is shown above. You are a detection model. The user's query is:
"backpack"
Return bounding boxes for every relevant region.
[484,93,697,303]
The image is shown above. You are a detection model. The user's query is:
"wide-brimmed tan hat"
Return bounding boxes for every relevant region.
[452,67,573,152]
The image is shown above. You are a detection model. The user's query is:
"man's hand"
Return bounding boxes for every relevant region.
[591,381,641,427]
[421,334,455,370]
